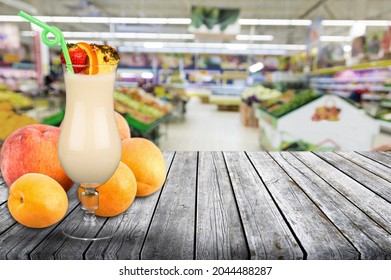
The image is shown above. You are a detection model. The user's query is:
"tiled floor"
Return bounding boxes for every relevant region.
[159,97,391,151]
[159,97,261,151]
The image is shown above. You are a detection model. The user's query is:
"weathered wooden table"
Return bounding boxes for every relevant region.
[0,151,391,260]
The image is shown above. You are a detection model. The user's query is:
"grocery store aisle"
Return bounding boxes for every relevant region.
[159,97,261,151]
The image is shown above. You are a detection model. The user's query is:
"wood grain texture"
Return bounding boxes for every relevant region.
[0,185,79,260]
[358,151,391,166]
[335,152,391,182]
[28,185,103,260]
[248,152,358,260]
[196,151,248,260]
[224,152,303,260]
[141,152,197,260]
[0,182,8,204]
[272,152,391,259]
[0,171,4,186]
[294,152,391,234]
[0,151,390,260]
[0,201,16,237]
[315,152,391,203]
[84,152,175,260]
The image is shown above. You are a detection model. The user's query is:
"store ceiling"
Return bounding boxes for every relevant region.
[1,0,390,53]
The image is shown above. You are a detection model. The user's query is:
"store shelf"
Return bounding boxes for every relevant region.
[311,84,391,92]
[309,60,391,76]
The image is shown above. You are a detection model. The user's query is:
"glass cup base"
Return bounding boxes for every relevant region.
[62,218,113,241]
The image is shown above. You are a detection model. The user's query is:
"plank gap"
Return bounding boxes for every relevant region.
[138,151,176,260]
[250,151,309,259]
[314,152,391,205]
[193,151,199,260]
[276,152,367,259]
[247,152,358,259]
[291,152,391,237]
[222,152,251,259]
[356,151,391,167]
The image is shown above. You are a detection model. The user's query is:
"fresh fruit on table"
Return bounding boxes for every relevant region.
[115,111,131,140]
[60,43,87,73]
[8,173,68,228]
[0,124,74,192]
[78,162,137,217]
[121,138,166,197]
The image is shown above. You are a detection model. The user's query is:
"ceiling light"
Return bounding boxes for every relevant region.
[289,19,312,26]
[343,45,352,52]
[141,72,154,79]
[350,21,367,38]
[143,42,164,48]
[249,62,264,73]
[236,35,274,41]
[321,20,355,26]
[239,19,311,26]
[226,43,248,50]
[320,36,351,42]
[0,15,25,22]
[20,31,195,40]
[259,19,291,25]
[238,19,260,25]
[251,44,307,51]
[358,20,390,26]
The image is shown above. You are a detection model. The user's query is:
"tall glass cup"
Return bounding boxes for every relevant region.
[59,63,121,240]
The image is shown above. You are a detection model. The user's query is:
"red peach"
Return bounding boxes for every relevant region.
[0,124,74,191]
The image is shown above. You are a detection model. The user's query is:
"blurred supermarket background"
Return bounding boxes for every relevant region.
[1,0,391,151]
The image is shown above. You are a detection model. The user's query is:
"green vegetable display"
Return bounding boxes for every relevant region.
[268,90,321,117]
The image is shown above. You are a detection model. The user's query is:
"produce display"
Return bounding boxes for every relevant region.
[312,105,341,121]
[0,101,39,141]
[114,86,172,125]
[241,85,282,104]
[263,90,321,118]
[0,85,34,109]
[376,99,391,121]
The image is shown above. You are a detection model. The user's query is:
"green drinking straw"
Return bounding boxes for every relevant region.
[18,10,74,74]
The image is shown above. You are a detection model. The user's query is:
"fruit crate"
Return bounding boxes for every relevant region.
[125,114,158,133]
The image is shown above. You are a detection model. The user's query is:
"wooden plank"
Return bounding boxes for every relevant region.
[0,182,9,204]
[272,152,391,259]
[247,152,358,260]
[357,151,391,166]
[335,152,391,182]
[84,152,175,260]
[224,152,303,260]
[28,184,106,260]
[141,152,197,260]
[0,201,16,238]
[293,152,391,234]
[315,152,391,203]
[0,185,79,260]
[196,151,248,260]
[0,171,4,185]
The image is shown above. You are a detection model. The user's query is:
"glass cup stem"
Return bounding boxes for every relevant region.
[80,187,99,222]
